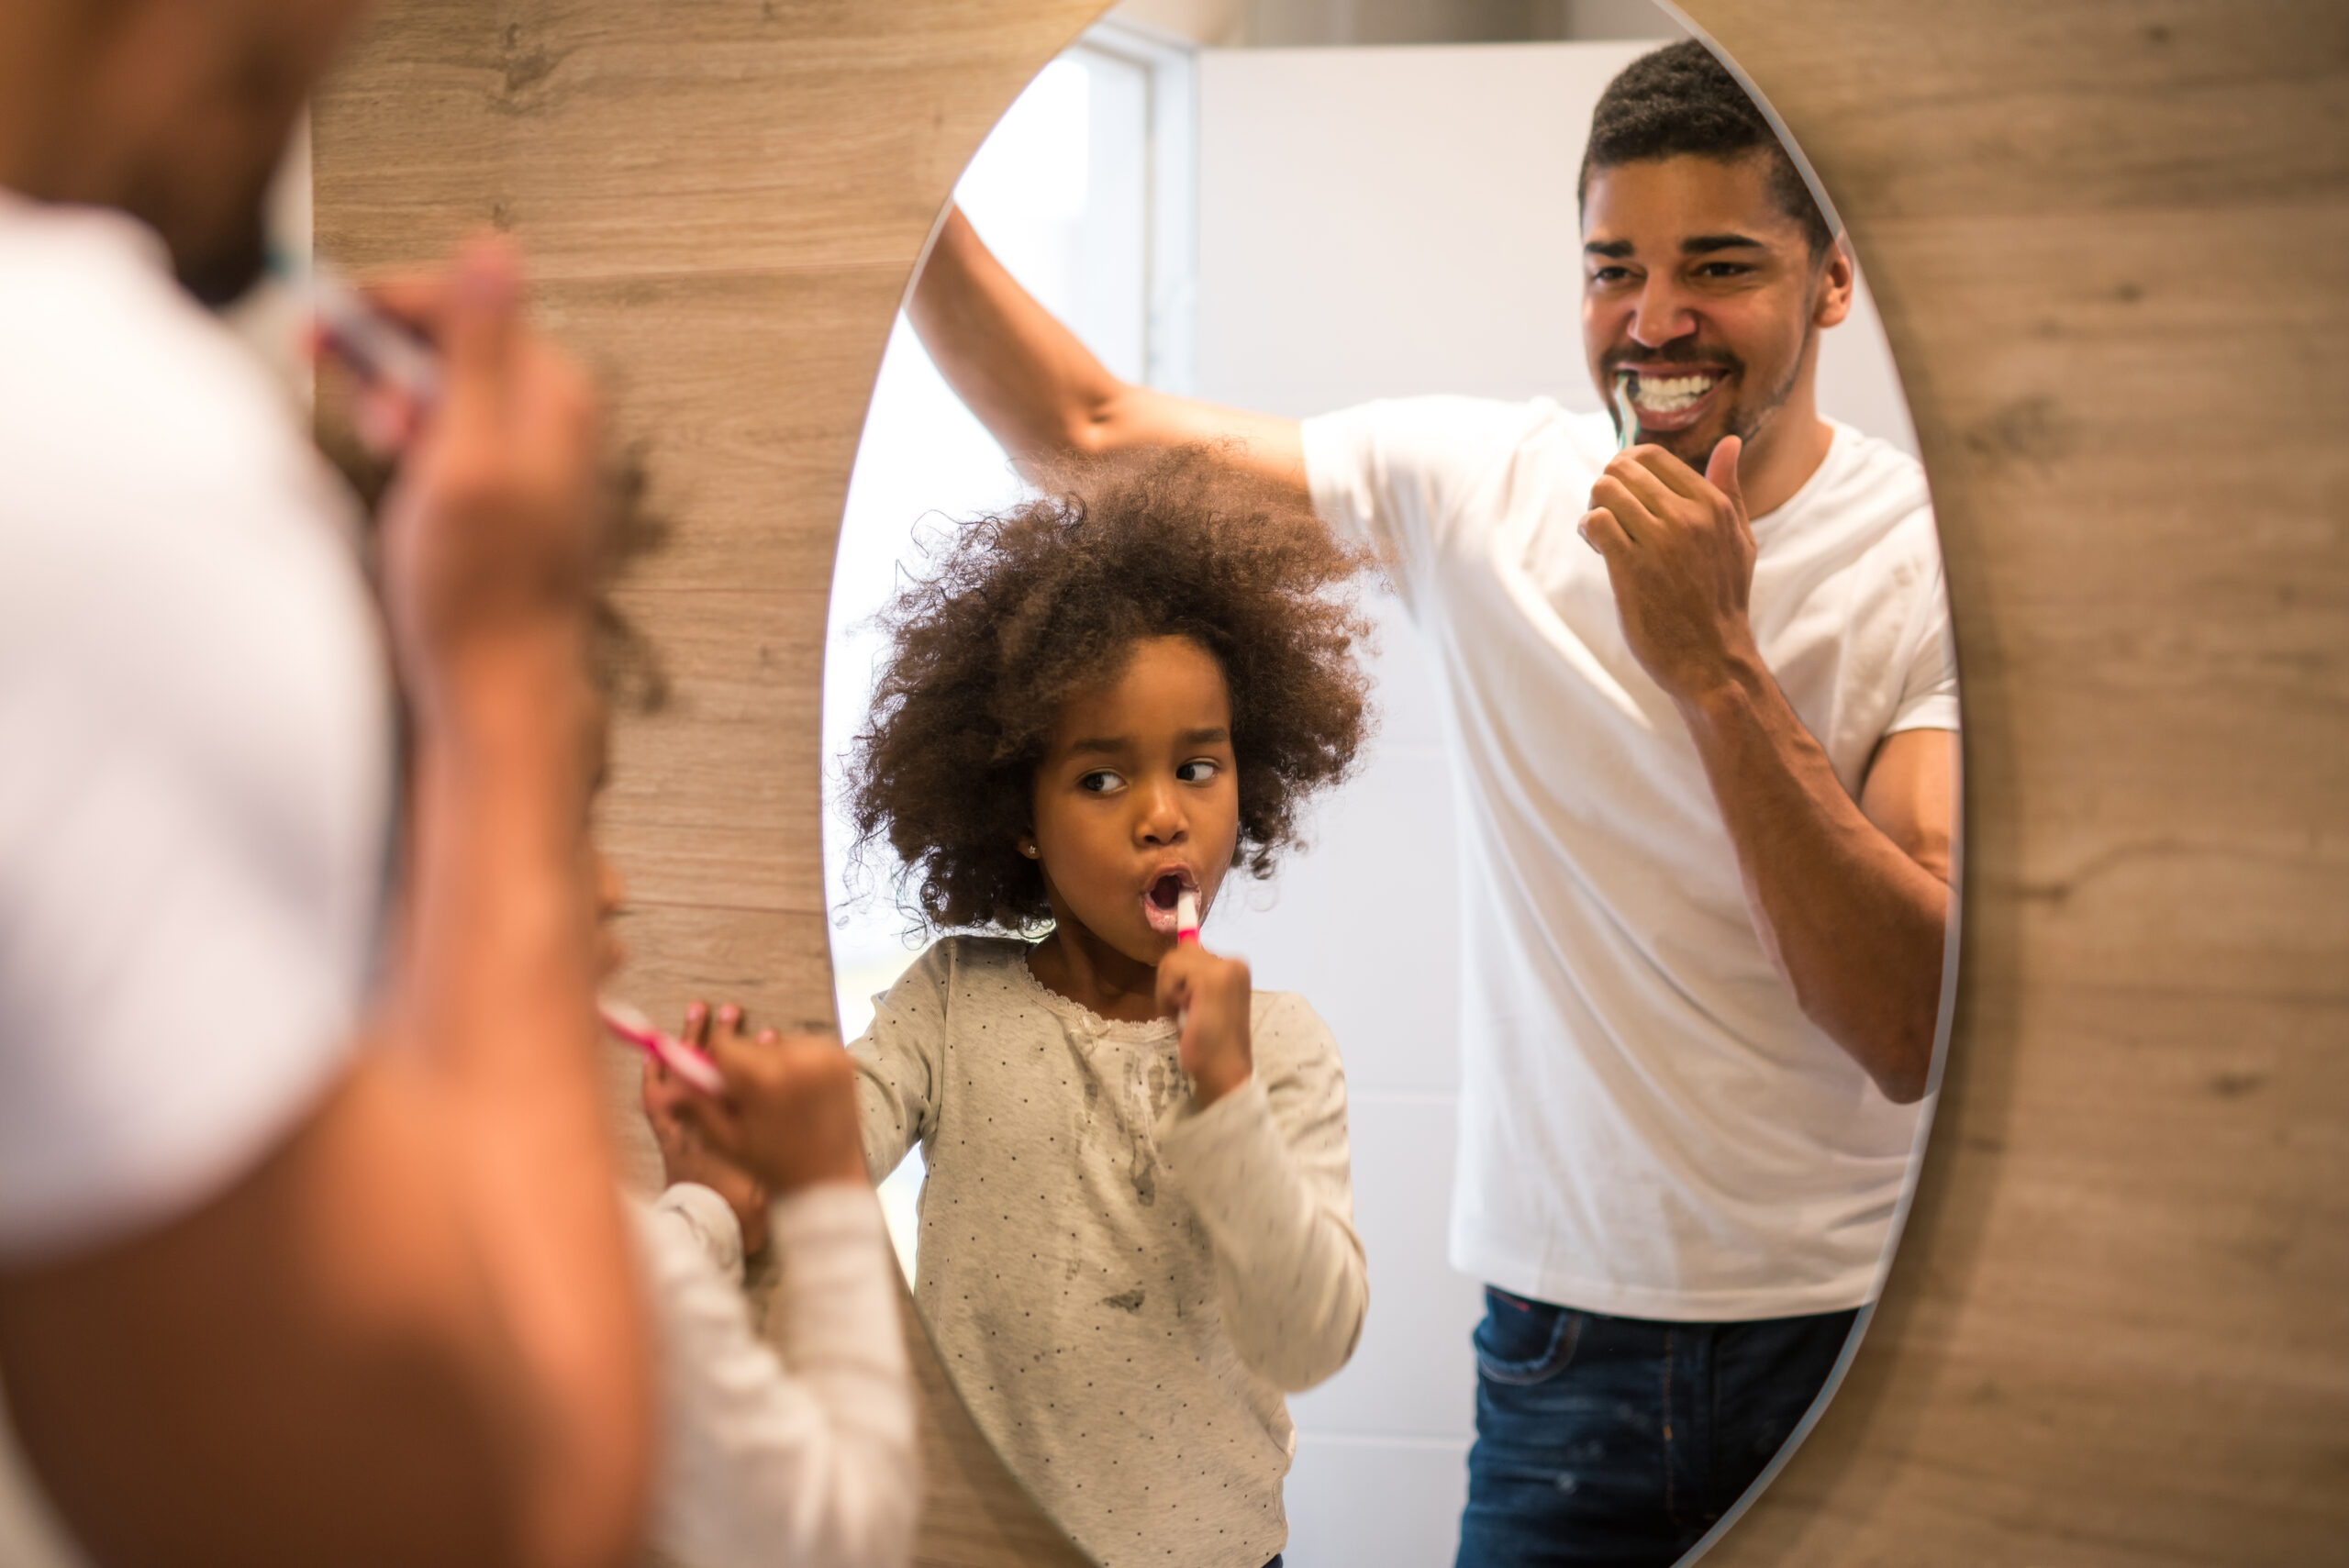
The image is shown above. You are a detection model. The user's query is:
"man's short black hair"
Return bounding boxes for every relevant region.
[1577,39,1835,258]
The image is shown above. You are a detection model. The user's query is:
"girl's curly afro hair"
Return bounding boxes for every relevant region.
[846,444,1377,933]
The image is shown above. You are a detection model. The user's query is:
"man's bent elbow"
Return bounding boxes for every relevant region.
[1062,394,1144,462]
[1802,993,1937,1106]
[1865,1015,1939,1106]
[1873,1058,1931,1106]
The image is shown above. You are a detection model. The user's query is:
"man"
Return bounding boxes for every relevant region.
[0,1,651,1563]
[908,39,1956,1567]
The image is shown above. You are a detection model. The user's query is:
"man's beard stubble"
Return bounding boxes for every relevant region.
[122,152,277,309]
[176,216,271,308]
[1607,322,1814,474]
[173,188,273,309]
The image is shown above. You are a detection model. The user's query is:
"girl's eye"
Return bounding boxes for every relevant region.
[1176,760,1220,784]
[1077,770,1123,795]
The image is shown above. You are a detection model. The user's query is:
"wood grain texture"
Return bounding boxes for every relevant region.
[317,4,1099,1563]
[315,0,2349,1563]
[1683,2,2349,1564]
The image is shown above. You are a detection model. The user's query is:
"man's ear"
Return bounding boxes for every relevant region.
[1812,237,1857,329]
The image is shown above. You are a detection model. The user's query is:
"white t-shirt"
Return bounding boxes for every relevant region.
[0,193,391,1262]
[1304,397,1955,1321]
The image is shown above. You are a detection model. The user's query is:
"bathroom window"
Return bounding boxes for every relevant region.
[824,22,1197,1273]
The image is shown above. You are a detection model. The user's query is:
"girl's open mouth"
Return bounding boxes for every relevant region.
[1141,868,1199,935]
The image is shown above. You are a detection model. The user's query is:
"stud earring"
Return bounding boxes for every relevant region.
[1019,840,1038,859]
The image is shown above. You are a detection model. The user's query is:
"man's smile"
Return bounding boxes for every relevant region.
[1617,364,1734,432]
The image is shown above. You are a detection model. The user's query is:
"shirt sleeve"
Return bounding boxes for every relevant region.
[845,945,952,1184]
[1886,539,1961,736]
[640,1184,918,1568]
[1154,995,1367,1393]
[1300,395,1543,619]
[0,289,390,1262]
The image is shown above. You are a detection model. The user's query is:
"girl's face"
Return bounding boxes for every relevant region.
[1028,634,1241,967]
[585,711,628,984]
[590,840,628,984]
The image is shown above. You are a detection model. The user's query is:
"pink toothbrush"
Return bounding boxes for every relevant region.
[1174,890,1201,1035]
[600,999,726,1096]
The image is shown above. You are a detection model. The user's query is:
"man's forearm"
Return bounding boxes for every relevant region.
[908,206,1309,492]
[908,206,1123,465]
[1677,662,1950,1103]
[400,632,651,1568]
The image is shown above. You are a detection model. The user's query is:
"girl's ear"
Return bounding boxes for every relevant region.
[1018,837,1039,859]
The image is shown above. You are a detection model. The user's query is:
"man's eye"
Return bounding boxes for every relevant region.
[1590,265,1632,284]
[1078,770,1123,795]
[1696,261,1752,278]
[1176,760,1220,784]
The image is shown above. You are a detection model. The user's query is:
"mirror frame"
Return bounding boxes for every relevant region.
[313,2,2349,1562]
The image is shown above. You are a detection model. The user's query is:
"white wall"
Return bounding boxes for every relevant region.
[1192,39,1918,1565]
[826,49,1163,1276]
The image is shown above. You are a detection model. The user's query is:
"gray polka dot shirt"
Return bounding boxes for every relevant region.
[849,936,1367,1568]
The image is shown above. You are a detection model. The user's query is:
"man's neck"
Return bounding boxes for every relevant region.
[1731,384,1835,521]
[0,8,106,206]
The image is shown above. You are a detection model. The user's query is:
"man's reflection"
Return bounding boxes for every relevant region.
[910,39,1955,1567]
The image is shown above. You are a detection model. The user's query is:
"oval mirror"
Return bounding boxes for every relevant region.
[823,5,1959,1563]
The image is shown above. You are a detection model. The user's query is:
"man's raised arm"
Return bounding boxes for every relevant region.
[910,205,1307,493]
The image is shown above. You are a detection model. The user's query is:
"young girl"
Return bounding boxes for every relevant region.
[841,446,1376,1568]
[585,677,918,1568]
[618,930,918,1568]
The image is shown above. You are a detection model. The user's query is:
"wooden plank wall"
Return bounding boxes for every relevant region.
[1694,4,2349,1563]
[313,6,1102,1562]
[315,2,2349,1563]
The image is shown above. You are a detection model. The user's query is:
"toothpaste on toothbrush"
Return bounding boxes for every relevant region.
[1172,888,1202,1035]
[1613,371,1639,453]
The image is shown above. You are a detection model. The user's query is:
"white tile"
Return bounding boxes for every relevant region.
[1291,1094,1483,1439]
[1211,610,1462,1097]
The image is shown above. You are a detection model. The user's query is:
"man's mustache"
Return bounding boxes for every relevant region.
[1601,344,1743,375]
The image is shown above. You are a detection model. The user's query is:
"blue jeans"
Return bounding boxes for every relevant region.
[1453,1289,1859,1568]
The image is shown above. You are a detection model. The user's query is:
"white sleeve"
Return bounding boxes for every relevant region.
[0,244,391,1261]
[1299,395,1542,618]
[1154,995,1367,1393]
[1886,547,1961,737]
[847,942,953,1184]
[640,1184,917,1568]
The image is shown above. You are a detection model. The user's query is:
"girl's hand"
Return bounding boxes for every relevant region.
[669,1003,870,1196]
[641,1029,770,1258]
[1156,942,1254,1108]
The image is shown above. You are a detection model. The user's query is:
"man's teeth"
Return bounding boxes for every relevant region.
[1631,374,1719,413]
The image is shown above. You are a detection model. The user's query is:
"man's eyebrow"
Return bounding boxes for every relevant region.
[1682,232,1767,254]
[1584,239,1634,259]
